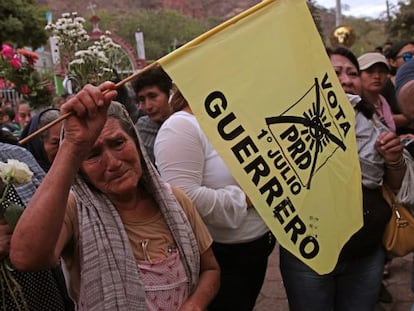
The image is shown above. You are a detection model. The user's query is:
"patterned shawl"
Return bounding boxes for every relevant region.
[71,102,200,310]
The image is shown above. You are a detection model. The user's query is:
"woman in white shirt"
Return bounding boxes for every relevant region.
[154,90,275,311]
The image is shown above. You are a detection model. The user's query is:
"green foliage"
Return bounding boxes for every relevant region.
[205,16,225,30]
[343,17,387,56]
[386,0,414,41]
[98,9,208,61]
[43,3,394,68]
[0,0,48,49]
[307,3,388,56]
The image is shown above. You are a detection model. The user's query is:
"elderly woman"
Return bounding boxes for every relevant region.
[10,82,220,311]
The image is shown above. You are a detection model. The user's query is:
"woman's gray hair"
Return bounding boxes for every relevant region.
[39,108,60,137]
[107,101,137,143]
[39,109,60,128]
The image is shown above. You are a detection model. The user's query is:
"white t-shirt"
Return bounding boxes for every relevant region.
[154,111,268,243]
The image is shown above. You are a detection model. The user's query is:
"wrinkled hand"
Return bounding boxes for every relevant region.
[60,82,117,157]
[375,131,404,163]
[0,219,12,259]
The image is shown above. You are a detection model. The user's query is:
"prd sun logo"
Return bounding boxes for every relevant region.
[265,76,348,189]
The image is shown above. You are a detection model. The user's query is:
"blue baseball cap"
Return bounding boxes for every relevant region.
[395,59,414,96]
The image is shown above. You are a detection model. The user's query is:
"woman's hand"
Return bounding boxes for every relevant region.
[60,82,117,157]
[375,131,404,163]
[179,247,220,311]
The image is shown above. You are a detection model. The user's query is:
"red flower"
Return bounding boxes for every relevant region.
[10,57,22,69]
[20,85,31,95]
[0,44,14,59]
[0,45,53,109]
[17,49,38,66]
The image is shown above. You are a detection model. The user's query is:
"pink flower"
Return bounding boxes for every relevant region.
[1,44,15,59]
[10,56,22,69]
[20,85,31,95]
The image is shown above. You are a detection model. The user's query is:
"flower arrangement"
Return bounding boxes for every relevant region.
[0,44,55,110]
[0,159,33,310]
[0,159,33,229]
[45,12,89,64]
[45,12,123,92]
[68,32,123,89]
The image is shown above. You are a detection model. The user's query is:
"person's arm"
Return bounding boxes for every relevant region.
[393,113,412,128]
[10,83,117,270]
[155,115,248,229]
[375,131,406,191]
[180,247,220,311]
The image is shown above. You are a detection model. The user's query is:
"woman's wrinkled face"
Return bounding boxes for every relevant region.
[43,123,62,165]
[81,118,142,201]
[330,54,362,95]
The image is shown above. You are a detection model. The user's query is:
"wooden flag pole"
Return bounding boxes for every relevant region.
[18,62,158,145]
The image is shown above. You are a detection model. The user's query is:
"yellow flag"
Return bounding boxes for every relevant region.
[158,0,362,274]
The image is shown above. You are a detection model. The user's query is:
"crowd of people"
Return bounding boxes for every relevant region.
[1,35,414,311]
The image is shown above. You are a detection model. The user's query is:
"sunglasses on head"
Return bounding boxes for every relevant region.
[397,51,414,62]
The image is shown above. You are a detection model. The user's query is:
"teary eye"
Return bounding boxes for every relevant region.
[113,138,126,149]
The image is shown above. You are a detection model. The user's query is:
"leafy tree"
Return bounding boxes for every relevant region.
[386,0,414,40]
[94,9,208,61]
[0,0,48,49]
[344,17,386,56]
[305,3,388,55]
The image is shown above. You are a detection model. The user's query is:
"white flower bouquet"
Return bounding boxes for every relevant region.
[0,159,33,229]
[45,12,124,92]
